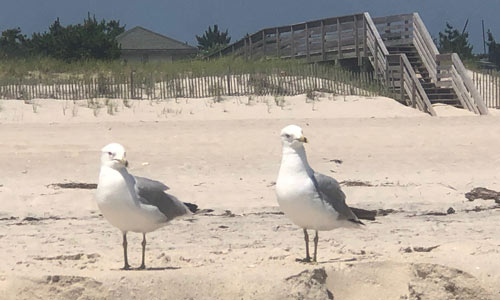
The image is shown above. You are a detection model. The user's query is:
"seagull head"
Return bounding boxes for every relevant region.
[280,125,308,149]
[101,143,128,169]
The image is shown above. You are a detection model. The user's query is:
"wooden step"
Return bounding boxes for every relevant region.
[387,46,417,52]
[426,88,458,94]
[427,94,458,100]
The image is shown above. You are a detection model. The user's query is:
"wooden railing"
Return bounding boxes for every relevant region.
[412,13,439,83]
[211,13,368,63]
[363,13,389,84]
[210,11,487,115]
[411,13,487,114]
[387,54,436,115]
[372,14,414,47]
[367,14,436,115]
[212,13,392,79]
[436,54,488,114]
[372,13,439,82]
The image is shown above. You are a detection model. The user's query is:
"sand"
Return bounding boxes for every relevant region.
[0,94,499,299]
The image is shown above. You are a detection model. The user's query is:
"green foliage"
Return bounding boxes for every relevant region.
[0,14,124,61]
[487,30,500,69]
[0,28,28,58]
[0,56,308,81]
[196,25,231,55]
[28,14,125,61]
[438,23,473,59]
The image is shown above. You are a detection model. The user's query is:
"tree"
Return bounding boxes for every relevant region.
[0,27,28,58]
[24,14,125,61]
[437,22,473,59]
[196,24,231,54]
[487,30,500,68]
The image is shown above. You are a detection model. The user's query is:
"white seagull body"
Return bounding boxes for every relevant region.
[276,125,363,262]
[97,168,175,233]
[96,143,197,270]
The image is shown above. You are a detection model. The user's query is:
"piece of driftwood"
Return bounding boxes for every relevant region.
[464,206,500,213]
[465,187,500,203]
[401,245,439,253]
[47,182,98,189]
[340,180,374,187]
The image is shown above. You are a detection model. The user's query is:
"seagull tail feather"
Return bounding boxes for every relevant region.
[183,202,198,213]
[348,219,365,226]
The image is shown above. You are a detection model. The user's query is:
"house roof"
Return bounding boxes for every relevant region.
[116,26,197,51]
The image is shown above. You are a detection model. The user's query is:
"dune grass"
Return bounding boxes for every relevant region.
[0,56,311,81]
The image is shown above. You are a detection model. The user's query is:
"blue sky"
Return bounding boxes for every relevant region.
[1,0,498,53]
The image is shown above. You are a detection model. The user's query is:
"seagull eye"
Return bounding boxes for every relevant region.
[108,152,113,156]
[284,134,291,138]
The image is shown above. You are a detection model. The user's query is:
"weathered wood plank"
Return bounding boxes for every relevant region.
[451,53,488,114]
[337,18,342,60]
[372,14,413,24]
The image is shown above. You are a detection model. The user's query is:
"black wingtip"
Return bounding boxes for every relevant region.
[349,219,365,226]
[183,202,199,213]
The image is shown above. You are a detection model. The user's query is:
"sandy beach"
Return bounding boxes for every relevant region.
[0,94,499,299]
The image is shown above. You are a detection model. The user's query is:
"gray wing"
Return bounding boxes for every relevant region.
[311,172,363,225]
[133,176,190,220]
[134,176,169,191]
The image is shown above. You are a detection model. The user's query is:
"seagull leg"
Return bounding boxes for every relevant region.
[139,233,147,270]
[122,232,130,270]
[296,228,312,262]
[313,230,319,262]
[304,229,311,261]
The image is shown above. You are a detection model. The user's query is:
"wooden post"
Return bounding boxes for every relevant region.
[495,74,500,108]
[482,73,486,103]
[363,16,368,58]
[411,80,416,108]
[487,73,490,107]
[305,23,310,61]
[321,20,326,61]
[374,41,379,80]
[384,59,390,92]
[227,70,232,96]
[276,28,280,57]
[405,19,410,39]
[354,15,360,66]
[159,74,163,99]
[400,55,405,103]
[130,71,135,99]
[337,18,342,60]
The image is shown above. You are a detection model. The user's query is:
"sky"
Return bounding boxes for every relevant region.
[0,0,498,53]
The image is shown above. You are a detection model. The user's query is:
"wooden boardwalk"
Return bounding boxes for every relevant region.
[211,12,488,116]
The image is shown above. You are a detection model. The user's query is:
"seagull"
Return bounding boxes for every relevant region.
[95,143,197,270]
[275,125,363,262]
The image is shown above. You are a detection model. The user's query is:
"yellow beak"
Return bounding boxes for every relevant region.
[114,158,128,167]
[298,136,308,143]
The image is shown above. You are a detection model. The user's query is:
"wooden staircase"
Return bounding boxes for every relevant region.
[375,13,487,114]
[387,44,460,107]
[210,12,488,115]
